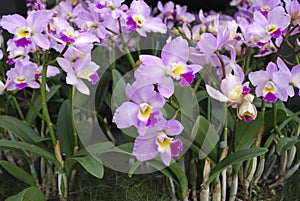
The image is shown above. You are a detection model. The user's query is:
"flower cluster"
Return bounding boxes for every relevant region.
[112,36,202,166]
[0,0,299,167]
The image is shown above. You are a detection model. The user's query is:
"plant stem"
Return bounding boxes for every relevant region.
[272,102,283,136]
[69,85,78,153]
[12,96,25,121]
[118,18,136,69]
[41,51,56,147]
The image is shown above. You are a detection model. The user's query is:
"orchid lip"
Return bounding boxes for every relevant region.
[14,37,32,47]
[263,92,278,102]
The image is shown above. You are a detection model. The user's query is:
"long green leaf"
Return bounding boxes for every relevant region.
[234,113,263,151]
[26,85,61,125]
[65,155,104,179]
[276,137,300,155]
[168,162,188,199]
[0,160,36,186]
[56,100,74,158]
[205,148,268,187]
[0,140,60,166]
[0,115,43,144]
[191,115,219,162]
[111,69,128,108]
[5,187,45,201]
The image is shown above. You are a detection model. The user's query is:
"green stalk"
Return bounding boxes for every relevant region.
[120,34,136,69]
[118,18,136,69]
[69,85,78,152]
[272,102,283,136]
[41,51,56,147]
[12,96,25,121]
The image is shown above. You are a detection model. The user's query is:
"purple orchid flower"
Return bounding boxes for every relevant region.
[75,6,107,40]
[248,59,292,102]
[237,94,257,122]
[112,81,165,129]
[197,28,230,55]
[275,57,300,97]
[126,0,167,37]
[206,73,250,107]
[0,10,53,50]
[175,4,195,23]
[133,116,183,166]
[284,0,300,24]
[250,7,290,43]
[92,0,126,18]
[252,0,281,16]
[6,60,40,91]
[290,64,300,96]
[57,55,100,95]
[134,37,202,98]
[49,17,99,51]
[157,1,177,22]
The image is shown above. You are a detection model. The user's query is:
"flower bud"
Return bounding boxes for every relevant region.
[237,99,257,122]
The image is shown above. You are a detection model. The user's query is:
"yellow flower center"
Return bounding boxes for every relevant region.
[263,81,276,93]
[157,137,171,149]
[228,86,243,100]
[266,24,278,34]
[132,15,145,26]
[15,76,27,84]
[261,6,270,12]
[181,16,187,22]
[138,103,152,121]
[171,62,186,77]
[15,26,31,38]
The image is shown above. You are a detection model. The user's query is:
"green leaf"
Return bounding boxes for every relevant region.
[148,160,188,199]
[95,71,111,110]
[205,148,268,187]
[196,90,208,102]
[0,160,36,187]
[0,115,43,144]
[128,161,143,177]
[0,140,60,167]
[75,142,116,156]
[26,85,61,125]
[111,69,128,108]
[56,100,74,158]
[276,136,300,155]
[264,108,288,135]
[234,113,263,151]
[5,187,46,201]
[168,162,188,199]
[65,155,104,179]
[191,115,219,161]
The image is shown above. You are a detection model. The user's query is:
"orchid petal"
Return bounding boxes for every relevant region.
[112,102,139,129]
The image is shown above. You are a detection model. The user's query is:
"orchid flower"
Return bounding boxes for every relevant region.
[57,55,100,95]
[206,73,250,107]
[6,59,40,91]
[112,82,165,129]
[92,0,126,19]
[126,0,167,37]
[249,59,292,102]
[175,4,195,24]
[252,0,281,16]
[197,28,230,55]
[134,37,202,98]
[237,94,257,122]
[133,116,183,166]
[0,10,53,50]
[250,7,290,43]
